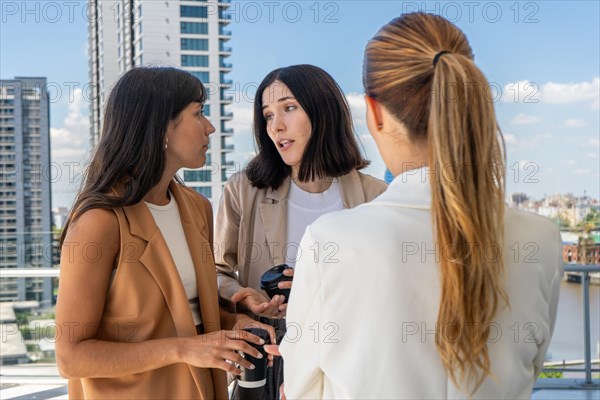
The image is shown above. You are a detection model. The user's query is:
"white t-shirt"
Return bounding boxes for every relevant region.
[145,194,202,325]
[285,179,344,268]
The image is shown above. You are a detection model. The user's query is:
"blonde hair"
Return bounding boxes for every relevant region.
[364,13,507,393]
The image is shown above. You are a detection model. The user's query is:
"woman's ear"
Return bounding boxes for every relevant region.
[365,95,384,133]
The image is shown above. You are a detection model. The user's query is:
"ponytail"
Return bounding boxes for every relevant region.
[429,52,507,392]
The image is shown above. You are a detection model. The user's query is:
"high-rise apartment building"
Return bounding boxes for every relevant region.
[0,77,53,307]
[89,0,234,207]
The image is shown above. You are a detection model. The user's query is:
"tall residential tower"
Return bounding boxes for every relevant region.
[89,0,234,206]
[0,77,53,307]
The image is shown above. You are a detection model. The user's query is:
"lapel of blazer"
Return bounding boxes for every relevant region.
[258,178,290,266]
[170,182,222,334]
[122,184,197,338]
[339,170,366,208]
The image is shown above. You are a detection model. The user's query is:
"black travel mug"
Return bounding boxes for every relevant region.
[237,327,270,390]
[260,264,293,303]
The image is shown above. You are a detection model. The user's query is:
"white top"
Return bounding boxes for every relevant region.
[280,167,564,399]
[145,194,201,326]
[286,179,344,268]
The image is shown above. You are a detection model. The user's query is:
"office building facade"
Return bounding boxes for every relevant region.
[0,77,53,306]
[89,0,234,207]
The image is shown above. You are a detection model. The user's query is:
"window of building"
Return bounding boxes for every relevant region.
[181,55,209,67]
[181,38,209,51]
[218,8,231,19]
[194,187,212,198]
[189,71,210,84]
[181,5,208,18]
[180,22,208,34]
[184,170,212,182]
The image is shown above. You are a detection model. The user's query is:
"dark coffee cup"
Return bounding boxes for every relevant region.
[238,327,270,388]
[260,264,293,303]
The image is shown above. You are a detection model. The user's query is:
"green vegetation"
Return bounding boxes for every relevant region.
[14,310,29,327]
[538,369,564,379]
[578,209,600,234]
[26,343,41,352]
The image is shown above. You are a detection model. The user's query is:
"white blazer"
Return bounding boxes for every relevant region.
[280,167,563,399]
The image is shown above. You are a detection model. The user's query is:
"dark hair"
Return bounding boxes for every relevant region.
[246,64,368,189]
[60,67,206,245]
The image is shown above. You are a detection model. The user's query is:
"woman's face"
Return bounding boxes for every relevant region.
[261,81,312,171]
[166,102,214,170]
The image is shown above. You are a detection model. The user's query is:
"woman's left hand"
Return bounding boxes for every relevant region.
[233,313,277,366]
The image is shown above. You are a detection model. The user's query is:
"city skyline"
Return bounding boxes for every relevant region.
[1,1,599,208]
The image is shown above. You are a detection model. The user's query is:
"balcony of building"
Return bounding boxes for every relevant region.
[219,43,232,55]
[220,137,234,152]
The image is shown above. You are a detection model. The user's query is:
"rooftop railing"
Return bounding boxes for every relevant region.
[534,263,600,394]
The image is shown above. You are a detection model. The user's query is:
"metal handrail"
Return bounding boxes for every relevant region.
[544,263,599,387]
[0,268,59,278]
[2,264,599,386]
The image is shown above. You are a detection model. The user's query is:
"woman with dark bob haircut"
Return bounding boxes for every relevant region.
[215,64,387,399]
[55,67,273,399]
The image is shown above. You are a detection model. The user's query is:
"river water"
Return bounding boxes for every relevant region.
[547,279,600,362]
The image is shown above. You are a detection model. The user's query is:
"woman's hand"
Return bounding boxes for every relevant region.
[264,345,286,400]
[233,313,277,366]
[275,268,295,315]
[231,287,286,319]
[180,330,265,375]
[233,313,277,346]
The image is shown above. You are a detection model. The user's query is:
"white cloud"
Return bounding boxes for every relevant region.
[517,160,533,170]
[542,77,599,109]
[501,77,599,109]
[345,93,385,178]
[590,138,600,147]
[511,113,539,125]
[346,92,368,131]
[586,153,597,159]
[227,97,254,135]
[50,88,91,207]
[564,118,588,128]
[509,133,553,150]
[503,133,517,145]
[501,80,540,103]
[51,89,89,162]
[574,168,592,174]
[563,160,578,165]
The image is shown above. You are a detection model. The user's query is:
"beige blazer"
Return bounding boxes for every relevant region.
[68,182,228,400]
[215,170,387,300]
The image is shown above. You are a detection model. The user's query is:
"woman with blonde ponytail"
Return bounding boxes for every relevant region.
[276,12,563,399]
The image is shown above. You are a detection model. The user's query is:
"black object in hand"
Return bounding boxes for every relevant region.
[238,327,270,389]
[260,264,293,304]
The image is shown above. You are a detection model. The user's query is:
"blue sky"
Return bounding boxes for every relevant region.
[1,0,599,208]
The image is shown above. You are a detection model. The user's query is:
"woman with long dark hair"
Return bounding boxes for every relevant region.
[55,67,272,399]
[215,64,387,399]
[278,13,563,398]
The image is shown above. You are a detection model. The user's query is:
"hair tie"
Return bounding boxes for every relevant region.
[433,50,450,67]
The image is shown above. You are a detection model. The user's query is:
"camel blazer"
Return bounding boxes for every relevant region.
[215,170,387,300]
[68,181,228,400]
